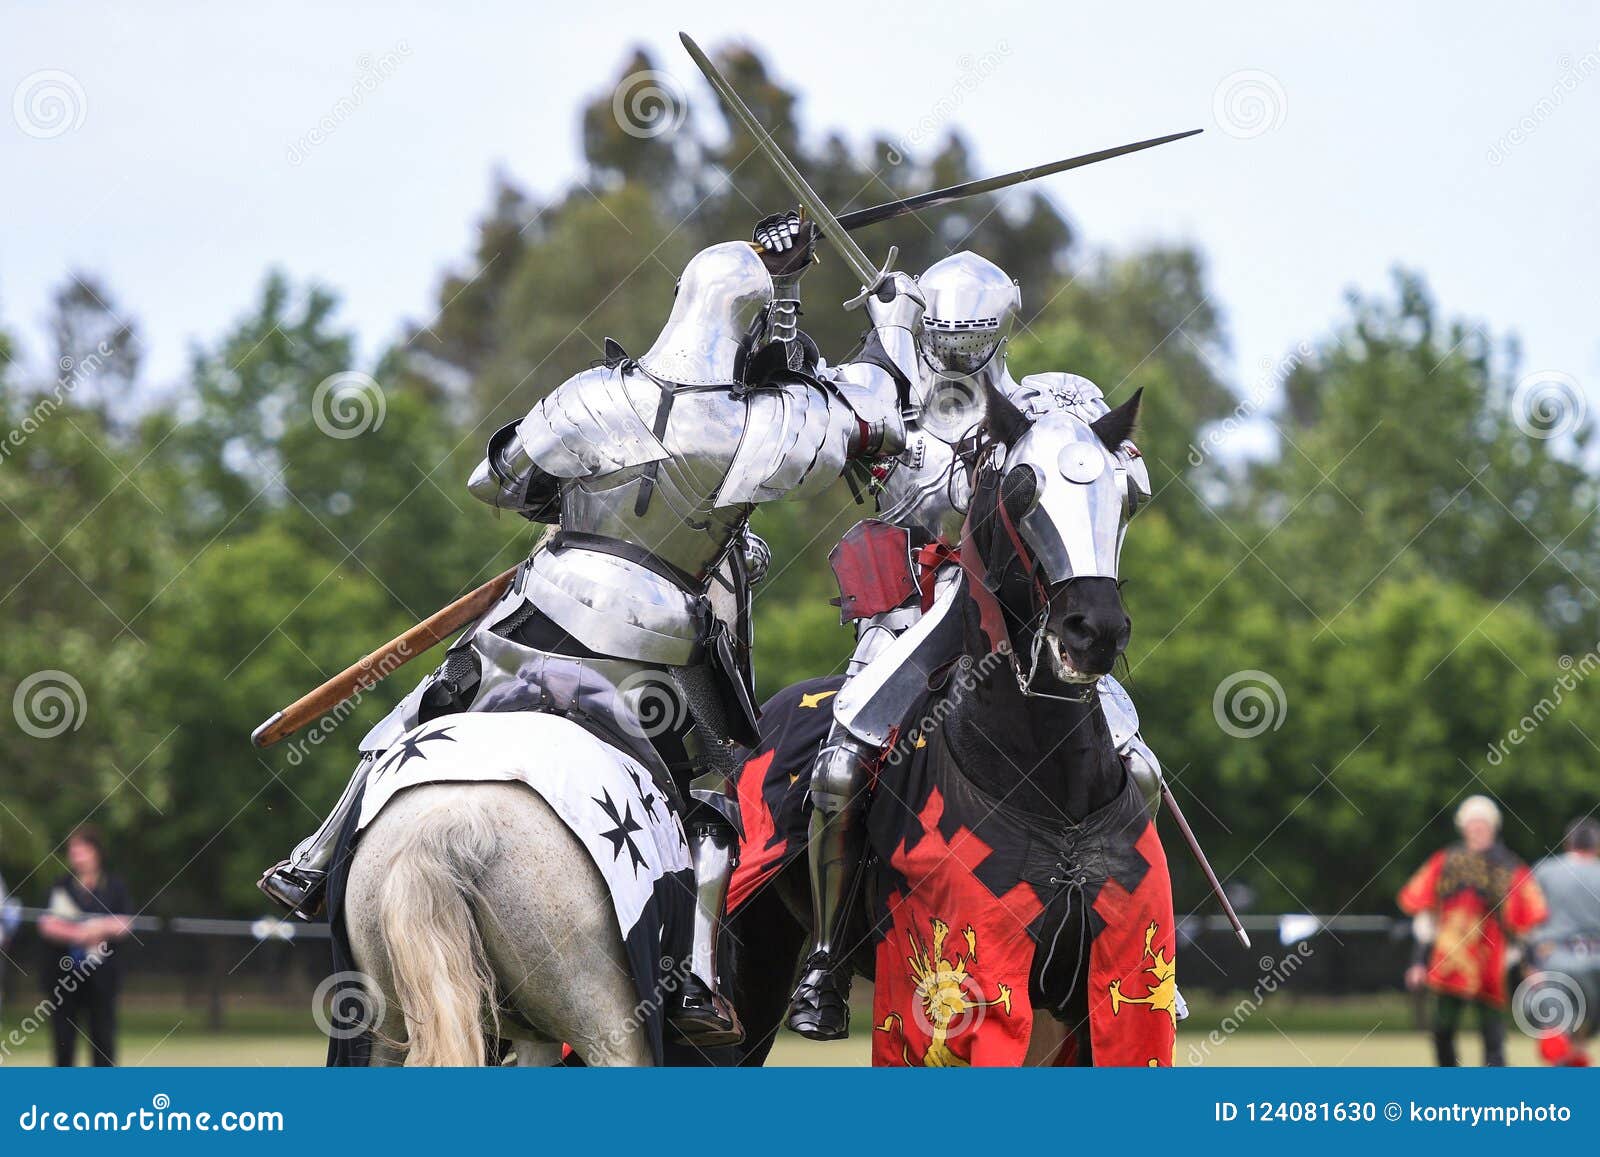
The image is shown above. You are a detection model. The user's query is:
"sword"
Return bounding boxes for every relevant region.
[679,32,898,308]
[1161,782,1251,949]
[838,129,1202,232]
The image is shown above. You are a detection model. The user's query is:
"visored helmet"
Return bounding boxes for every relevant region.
[917,251,1021,378]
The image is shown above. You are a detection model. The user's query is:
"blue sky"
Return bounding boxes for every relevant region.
[2,1,1596,416]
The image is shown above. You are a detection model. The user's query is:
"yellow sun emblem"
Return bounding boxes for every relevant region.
[876,917,1012,1067]
[1107,920,1178,1029]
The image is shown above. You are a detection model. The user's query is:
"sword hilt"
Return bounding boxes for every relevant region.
[842,245,899,311]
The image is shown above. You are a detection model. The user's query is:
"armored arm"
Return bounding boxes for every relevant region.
[466,417,562,522]
[1100,674,1163,820]
[828,272,926,460]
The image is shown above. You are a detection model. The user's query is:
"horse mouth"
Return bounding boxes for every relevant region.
[1043,631,1101,684]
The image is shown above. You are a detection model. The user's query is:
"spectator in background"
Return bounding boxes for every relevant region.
[1398,795,1547,1066]
[0,864,21,1021]
[1525,816,1600,1066]
[37,826,133,1066]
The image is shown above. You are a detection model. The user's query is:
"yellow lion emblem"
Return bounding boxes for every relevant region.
[877,917,1012,1067]
[1108,920,1178,1028]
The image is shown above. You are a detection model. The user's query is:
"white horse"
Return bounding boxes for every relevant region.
[339,565,741,1068]
[344,779,653,1067]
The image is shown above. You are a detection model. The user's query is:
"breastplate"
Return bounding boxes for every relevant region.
[527,376,826,664]
[876,429,970,543]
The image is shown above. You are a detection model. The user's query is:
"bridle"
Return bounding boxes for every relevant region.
[972,454,1096,703]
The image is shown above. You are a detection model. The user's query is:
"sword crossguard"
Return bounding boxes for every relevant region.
[842,245,900,311]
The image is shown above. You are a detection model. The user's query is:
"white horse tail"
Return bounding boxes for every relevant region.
[375,797,501,1066]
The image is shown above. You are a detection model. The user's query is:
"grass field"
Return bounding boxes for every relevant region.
[0,1011,1544,1067]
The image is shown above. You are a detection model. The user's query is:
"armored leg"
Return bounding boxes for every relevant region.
[669,815,745,1047]
[258,752,375,919]
[786,726,876,1040]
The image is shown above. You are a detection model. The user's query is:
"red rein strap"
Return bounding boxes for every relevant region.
[992,481,1050,619]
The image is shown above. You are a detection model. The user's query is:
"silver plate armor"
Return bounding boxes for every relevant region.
[638,241,774,387]
[828,251,1157,763]
[1006,411,1129,585]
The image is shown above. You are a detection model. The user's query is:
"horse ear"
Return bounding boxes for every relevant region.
[983,378,1031,444]
[1090,388,1143,451]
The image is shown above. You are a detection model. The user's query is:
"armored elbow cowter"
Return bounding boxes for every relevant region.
[466,419,561,521]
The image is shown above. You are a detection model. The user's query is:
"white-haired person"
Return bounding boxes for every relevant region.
[1398,795,1547,1066]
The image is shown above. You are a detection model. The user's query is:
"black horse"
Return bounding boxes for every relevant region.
[711,387,1175,1067]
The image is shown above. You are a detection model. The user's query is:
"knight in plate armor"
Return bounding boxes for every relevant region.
[260,218,923,1046]
[784,250,1165,1041]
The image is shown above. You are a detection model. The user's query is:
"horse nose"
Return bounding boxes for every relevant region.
[1059,604,1131,660]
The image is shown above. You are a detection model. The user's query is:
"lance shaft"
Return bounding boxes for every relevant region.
[249,565,518,749]
[1161,782,1251,949]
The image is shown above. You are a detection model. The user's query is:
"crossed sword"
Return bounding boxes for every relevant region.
[250,35,1246,949]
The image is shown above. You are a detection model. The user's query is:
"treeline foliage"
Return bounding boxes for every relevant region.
[1,47,1594,922]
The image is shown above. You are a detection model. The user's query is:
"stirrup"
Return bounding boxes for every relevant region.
[257,861,328,921]
[787,951,852,1040]
[669,971,745,1048]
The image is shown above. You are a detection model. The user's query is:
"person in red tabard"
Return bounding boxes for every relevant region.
[1398,795,1547,1066]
